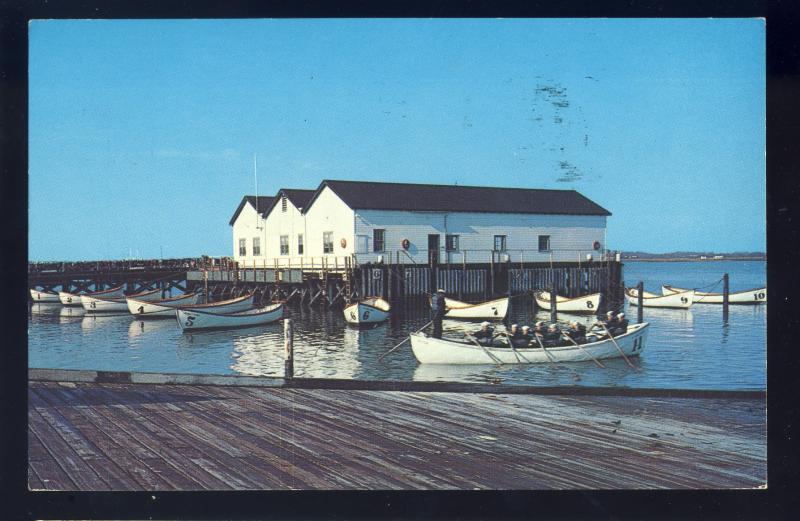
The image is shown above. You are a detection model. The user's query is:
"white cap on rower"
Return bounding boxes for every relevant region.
[618,313,625,318]
[522,325,530,331]
[511,323,518,328]
[480,321,490,327]
[437,288,445,293]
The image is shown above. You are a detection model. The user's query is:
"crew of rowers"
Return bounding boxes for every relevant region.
[467,311,629,348]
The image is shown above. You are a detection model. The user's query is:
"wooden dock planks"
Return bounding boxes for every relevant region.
[28,381,766,490]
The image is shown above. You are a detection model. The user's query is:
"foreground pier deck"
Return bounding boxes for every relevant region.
[28,375,765,490]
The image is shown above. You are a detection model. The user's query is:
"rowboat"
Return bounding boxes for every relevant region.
[662,284,767,304]
[29,289,60,303]
[58,291,84,306]
[176,302,285,332]
[533,291,601,314]
[82,288,162,312]
[126,292,203,317]
[343,297,391,325]
[443,297,509,320]
[410,322,649,364]
[625,287,694,309]
[85,285,126,298]
[179,293,255,314]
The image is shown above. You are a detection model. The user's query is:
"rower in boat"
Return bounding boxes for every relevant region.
[610,313,629,336]
[532,321,547,340]
[520,325,534,345]
[542,324,562,347]
[466,321,497,346]
[507,324,530,349]
[565,321,588,344]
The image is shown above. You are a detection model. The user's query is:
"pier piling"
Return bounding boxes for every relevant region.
[284,318,294,379]
[637,281,644,323]
[550,284,558,324]
[723,273,730,322]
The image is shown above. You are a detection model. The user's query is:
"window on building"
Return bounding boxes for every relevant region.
[493,235,507,252]
[323,232,334,253]
[446,234,459,252]
[297,234,304,255]
[252,237,261,256]
[373,229,385,252]
[538,235,551,252]
[280,235,289,255]
[281,194,287,212]
[238,238,247,256]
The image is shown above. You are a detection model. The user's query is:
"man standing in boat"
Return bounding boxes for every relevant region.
[429,288,447,339]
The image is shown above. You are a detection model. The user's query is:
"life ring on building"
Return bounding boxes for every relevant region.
[593,240,601,251]
[401,238,410,250]
[340,238,347,248]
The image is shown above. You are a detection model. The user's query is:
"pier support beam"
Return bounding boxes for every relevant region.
[637,281,644,324]
[284,318,294,379]
[722,273,729,323]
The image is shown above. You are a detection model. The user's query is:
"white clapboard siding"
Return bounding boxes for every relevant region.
[354,209,607,264]
[231,201,267,264]
[263,194,306,262]
[303,185,355,259]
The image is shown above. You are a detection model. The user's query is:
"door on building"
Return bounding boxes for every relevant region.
[428,234,440,266]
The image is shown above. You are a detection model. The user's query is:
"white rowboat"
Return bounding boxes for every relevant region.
[82,289,162,312]
[410,322,649,364]
[343,297,391,325]
[127,292,203,317]
[179,293,255,314]
[626,287,694,309]
[443,297,509,320]
[662,284,767,304]
[58,291,84,306]
[30,289,60,303]
[534,291,601,314]
[176,302,285,331]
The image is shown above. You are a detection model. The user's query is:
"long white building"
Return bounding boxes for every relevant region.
[230,180,611,267]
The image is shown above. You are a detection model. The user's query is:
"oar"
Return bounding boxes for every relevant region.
[502,331,532,364]
[599,323,638,370]
[533,332,574,376]
[560,331,606,369]
[466,334,504,366]
[377,320,433,361]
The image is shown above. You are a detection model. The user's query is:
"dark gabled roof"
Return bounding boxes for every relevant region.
[228,195,276,226]
[261,188,316,217]
[306,180,611,216]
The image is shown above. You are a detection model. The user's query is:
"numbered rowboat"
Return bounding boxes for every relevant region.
[625,287,693,308]
[176,302,285,331]
[443,297,509,320]
[82,288,162,312]
[343,297,391,325]
[410,322,649,364]
[58,291,84,306]
[178,293,255,314]
[126,291,203,317]
[29,289,60,303]
[662,284,767,304]
[533,291,601,314]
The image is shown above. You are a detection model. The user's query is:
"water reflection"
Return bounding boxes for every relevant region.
[128,318,176,340]
[81,314,130,332]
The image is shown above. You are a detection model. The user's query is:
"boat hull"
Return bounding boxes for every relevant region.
[534,291,601,314]
[83,289,162,312]
[30,289,60,303]
[127,292,203,317]
[344,299,391,325]
[411,323,649,364]
[176,303,284,331]
[443,297,509,320]
[179,294,255,314]
[85,285,126,299]
[626,288,694,308]
[58,291,83,306]
[662,285,767,304]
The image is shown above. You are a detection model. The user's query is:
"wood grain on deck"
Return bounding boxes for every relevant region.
[28,381,766,490]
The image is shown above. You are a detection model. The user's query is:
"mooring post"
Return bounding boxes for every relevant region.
[284,318,294,379]
[637,280,644,324]
[722,273,729,323]
[550,283,558,324]
[507,258,512,299]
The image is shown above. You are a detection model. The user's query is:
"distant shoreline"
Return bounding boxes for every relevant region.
[623,257,766,262]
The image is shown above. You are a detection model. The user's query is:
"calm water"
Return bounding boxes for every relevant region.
[28,261,766,390]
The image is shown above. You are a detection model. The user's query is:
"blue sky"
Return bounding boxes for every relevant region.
[29,18,765,261]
